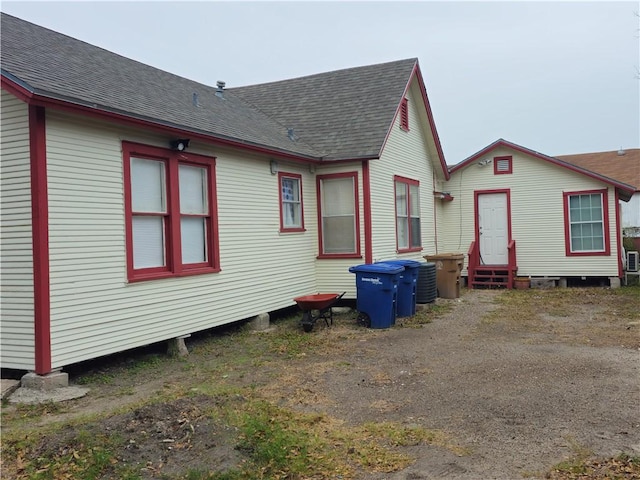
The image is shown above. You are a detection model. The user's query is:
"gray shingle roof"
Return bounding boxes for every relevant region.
[1,13,417,162]
[230,58,418,160]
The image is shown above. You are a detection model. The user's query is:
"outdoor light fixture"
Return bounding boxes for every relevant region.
[270,159,279,175]
[170,139,190,151]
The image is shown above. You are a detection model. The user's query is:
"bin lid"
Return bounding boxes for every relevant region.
[349,262,404,274]
[379,259,422,269]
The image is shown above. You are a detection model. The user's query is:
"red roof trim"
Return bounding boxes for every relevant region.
[1,77,321,164]
[379,61,450,180]
[450,139,635,197]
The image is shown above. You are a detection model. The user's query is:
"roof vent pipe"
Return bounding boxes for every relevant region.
[617,147,626,156]
[192,92,200,107]
[215,80,226,98]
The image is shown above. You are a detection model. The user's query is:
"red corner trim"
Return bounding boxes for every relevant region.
[615,189,623,278]
[362,160,373,264]
[29,105,52,375]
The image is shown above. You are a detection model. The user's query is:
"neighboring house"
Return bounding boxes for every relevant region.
[556,149,640,240]
[438,139,636,289]
[1,13,449,376]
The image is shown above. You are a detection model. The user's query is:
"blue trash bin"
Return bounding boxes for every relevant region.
[348,263,404,328]
[379,259,422,317]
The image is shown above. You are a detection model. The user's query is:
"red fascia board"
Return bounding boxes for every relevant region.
[450,139,635,198]
[379,62,450,180]
[411,63,450,180]
[1,76,322,165]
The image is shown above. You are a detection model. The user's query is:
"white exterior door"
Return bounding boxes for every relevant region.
[477,192,509,265]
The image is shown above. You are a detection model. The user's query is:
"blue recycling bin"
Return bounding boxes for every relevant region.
[379,259,422,317]
[348,263,404,328]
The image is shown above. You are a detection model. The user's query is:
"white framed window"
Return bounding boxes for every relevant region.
[278,172,304,232]
[563,189,610,256]
[317,172,360,257]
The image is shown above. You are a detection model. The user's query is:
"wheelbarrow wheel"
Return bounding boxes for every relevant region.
[301,311,314,332]
[357,312,371,328]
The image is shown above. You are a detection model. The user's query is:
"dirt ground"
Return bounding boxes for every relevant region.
[3,288,640,479]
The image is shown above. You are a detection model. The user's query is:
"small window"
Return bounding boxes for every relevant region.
[563,189,610,256]
[494,156,512,175]
[395,176,421,252]
[278,172,304,232]
[317,172,360,258]
[400,98,409,131]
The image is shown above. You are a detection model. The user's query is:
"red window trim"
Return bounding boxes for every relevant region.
[562,188,610,257]
[493,155,513,175]
[123,141,220,282]
[394,175,422,253]
[316,172,361,259]
[400,98,409,131]
[278,171,305,233]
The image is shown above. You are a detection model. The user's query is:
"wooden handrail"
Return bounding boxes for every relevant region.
[507,240,517,289]
[467,241,478,289]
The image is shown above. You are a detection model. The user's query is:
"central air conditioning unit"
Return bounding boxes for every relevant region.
[627,251,639,272]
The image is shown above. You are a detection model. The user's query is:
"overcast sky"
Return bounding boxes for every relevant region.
[2,1,638,164]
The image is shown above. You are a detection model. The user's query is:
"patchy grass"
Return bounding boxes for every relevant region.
[1,304,460,480]
[2,391,463,480]
[546,453,640,479]
[481,286,640,348]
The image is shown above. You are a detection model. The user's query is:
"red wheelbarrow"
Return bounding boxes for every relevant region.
[293,292,346,332]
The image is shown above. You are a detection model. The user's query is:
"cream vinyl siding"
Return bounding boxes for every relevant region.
[370,81,436,262]
[44,111,319,368]
[440,147,621,277]
[0,92,35,370]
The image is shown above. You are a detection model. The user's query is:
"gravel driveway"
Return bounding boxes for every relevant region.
[290,289,640,479]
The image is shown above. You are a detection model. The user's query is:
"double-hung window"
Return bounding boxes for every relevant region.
[278,172,304,232]
[317,172,360,257]
[395,176,421,252]
[123,141,220,281]
[563,189,610,256]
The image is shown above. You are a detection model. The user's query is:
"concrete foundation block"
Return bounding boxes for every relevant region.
[609,277,621,289]
[21,371,68,390]
[558,278,568,288]
[168,335,190,357]
[250,312,270,331]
